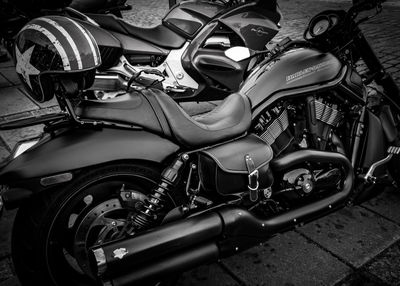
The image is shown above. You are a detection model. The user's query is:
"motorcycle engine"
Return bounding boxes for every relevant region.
[254,96,345,155]
[253,95,346,209]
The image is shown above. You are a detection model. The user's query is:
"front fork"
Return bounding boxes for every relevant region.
[354,32,400,112]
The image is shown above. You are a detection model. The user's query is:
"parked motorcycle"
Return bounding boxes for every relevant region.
[72,0,282,101]
[1,0,400,285]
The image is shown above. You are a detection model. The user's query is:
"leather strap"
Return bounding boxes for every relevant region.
[245,154,259,202]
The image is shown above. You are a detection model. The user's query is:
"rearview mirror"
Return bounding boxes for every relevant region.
[224,47,252,62]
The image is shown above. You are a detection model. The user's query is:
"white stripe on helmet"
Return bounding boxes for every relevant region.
[21,23,71,71]
[37,17,83,69]
[64,17,101,66]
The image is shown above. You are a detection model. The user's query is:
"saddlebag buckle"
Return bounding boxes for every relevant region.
[245,155,259,202]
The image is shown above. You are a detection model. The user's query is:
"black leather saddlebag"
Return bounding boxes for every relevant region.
[198,134,274,195]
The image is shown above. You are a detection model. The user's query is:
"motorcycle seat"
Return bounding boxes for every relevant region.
[76,89,251,148]
[75,92,167,136]
[141,89,252,148]
[88,14,186,49]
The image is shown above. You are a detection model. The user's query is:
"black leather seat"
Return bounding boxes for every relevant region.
[75,92,169,136]
[88,14,186,49]
[141,89,252,148]
[76,89,252,148]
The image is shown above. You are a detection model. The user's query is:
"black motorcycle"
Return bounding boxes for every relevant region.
[1,0,400,285]
[70,0,282,101]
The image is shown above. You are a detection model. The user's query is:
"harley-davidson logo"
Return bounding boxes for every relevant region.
[251,27,269,37]
[286,59,336,84]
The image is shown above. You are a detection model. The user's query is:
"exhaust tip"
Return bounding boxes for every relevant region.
[92,247,107,276]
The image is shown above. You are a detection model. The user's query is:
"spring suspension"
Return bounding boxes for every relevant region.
[132,154,188,229]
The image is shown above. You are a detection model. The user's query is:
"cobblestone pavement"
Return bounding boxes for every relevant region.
[0,0,400,285]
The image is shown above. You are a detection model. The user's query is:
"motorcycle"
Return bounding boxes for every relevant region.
[70,0,282,101]
[1,0,400,285]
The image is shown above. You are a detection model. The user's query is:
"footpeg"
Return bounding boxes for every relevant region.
[364,146,400,182]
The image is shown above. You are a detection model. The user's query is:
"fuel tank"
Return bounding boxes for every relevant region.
[240,48,343,110]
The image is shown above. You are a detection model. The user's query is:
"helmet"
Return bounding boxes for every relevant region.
[15,15,101,102]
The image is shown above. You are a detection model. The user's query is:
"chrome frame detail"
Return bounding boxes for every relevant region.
[364,146,400,182]
[92,42,199,98]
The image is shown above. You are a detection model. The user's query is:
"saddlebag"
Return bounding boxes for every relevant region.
[198,134,274,196]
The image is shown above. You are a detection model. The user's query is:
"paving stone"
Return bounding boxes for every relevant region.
[0,257,13,283]
[0,277,20,286]
[0,210,16,259]
[0,125,44,150]
[363,188,400,224]
[0,56,13,69]
[298,206,400,268]
[0,87,38,117]
[223,231,351,286]
[337,270,390,286]
[0,75,11,88]
[0,145,10,163]
[366,241,400,285]
[123,0,168,27]
[0,69,20,86]
[177,264,239,286]
[18,87,58,108]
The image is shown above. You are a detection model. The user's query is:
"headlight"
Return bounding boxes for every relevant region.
[11,138,40,159]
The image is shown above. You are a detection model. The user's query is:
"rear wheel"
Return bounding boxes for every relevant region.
[12,163,176,286]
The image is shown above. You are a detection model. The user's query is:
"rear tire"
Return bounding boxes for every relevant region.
[12,163,175,286]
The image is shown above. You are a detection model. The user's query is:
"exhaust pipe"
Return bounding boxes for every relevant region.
[102,242,219,286]
[91,212,223,277]
[91,150,354,285]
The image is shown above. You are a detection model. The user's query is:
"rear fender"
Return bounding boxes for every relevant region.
[0,128,179,208]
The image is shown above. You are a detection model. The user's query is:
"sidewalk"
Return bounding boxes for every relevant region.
[1,0,400,285]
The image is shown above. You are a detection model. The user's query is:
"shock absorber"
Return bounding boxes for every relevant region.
[132,154,188,229]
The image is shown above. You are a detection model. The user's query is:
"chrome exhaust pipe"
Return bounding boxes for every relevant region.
[90,150,354,285]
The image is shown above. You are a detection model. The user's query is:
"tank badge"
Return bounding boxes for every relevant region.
[113,248,128,259]
[286,59,336,84]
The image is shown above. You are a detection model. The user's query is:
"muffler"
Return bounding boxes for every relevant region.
[91,212,223,277]
[102,242,219,286]
[91,150,354,285]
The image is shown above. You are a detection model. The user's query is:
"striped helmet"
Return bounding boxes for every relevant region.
[15,16,101,102]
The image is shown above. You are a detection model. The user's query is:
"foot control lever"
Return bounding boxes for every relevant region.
[364,146,400,183]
